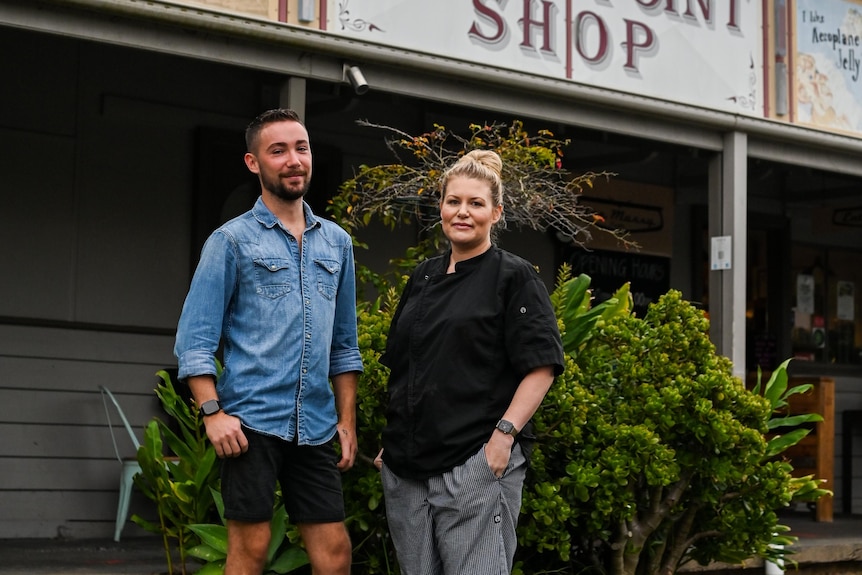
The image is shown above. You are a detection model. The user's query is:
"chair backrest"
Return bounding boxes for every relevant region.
[98,385,142,462]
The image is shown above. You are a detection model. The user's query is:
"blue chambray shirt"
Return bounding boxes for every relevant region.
[174,197,363,445]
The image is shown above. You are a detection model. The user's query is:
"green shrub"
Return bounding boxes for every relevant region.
[518,283,828,575]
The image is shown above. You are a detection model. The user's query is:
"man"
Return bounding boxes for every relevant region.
[175,108,363,575]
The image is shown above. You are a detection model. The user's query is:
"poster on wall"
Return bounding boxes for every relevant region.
[837,280,856,320]
[794,0,862,133]
[796,273,815,314]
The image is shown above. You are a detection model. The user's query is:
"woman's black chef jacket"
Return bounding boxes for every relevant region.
[380,246,564,480]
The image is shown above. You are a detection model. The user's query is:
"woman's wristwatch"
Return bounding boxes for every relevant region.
[495,419,519,437]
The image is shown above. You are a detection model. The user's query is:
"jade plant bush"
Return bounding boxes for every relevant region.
[517,274,829,575]
[340,289,403,574]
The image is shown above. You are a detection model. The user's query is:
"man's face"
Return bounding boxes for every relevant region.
[244,120,312,201]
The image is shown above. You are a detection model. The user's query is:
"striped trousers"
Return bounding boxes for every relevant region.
[381,443,527,575]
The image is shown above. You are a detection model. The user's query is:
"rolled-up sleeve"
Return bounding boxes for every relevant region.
[174,230,237,380]
[329,240,363,376]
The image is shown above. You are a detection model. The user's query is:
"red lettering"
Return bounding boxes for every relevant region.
[575,11,609,64]
[622,19,656,73]
[663,0,712,22]
[727,0,740,30]
[636,0,662,8]
[519,0,555,53]
[469,0,506,44]
[685,0,711,21]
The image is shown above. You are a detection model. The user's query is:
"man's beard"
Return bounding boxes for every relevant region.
[263,172,311,202]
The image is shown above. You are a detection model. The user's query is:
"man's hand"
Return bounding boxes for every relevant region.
[203,412,249,458]
[336,424,357,471]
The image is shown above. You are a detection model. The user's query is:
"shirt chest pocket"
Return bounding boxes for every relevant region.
[314,259,340,300]
[253,257,292,299]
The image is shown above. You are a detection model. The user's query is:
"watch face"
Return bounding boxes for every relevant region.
[497,420,515,434]
[201,400,221,416]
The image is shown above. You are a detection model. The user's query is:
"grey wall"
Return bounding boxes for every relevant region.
[0,28,271,539]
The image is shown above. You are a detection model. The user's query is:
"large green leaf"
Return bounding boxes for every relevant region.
[188,524,229,555]
[186,543,227,563]
[768,413,823,430]
[766,428,811,458]
[266,505,288,564]
[762,358,792,408]
[267,547,310,574]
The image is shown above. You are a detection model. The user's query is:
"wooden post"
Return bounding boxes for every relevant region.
[785,377,834,522]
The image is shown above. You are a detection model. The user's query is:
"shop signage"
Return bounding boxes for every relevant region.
[578,179,674,257]
[581,196,663,233]
[326,0,763,116]
[565,249,671,317]
[833,206,862,226]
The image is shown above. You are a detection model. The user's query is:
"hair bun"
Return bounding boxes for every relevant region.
[463,149,503,178]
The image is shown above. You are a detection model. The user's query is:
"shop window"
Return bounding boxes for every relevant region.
[791,246,861,365]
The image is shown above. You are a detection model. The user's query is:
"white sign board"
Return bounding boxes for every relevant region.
[326,0,763,116]
[710,235,732,270]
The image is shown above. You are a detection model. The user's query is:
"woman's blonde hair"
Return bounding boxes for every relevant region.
[440,149,504,209]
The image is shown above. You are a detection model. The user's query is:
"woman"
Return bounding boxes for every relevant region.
[376,149,564,574]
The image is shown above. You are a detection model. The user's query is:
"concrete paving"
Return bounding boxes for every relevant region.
[0,537,177,575]
[0,511,860,575]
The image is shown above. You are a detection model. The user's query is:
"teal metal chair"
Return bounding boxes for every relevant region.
[98,385,143,542]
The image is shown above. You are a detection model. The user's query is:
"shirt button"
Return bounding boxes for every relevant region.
[520,306,527,314]
[271,265,277,270]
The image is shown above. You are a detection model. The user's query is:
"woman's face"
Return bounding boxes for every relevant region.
[440,176,502,252]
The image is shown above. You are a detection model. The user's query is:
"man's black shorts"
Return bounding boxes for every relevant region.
[220,427,345,524]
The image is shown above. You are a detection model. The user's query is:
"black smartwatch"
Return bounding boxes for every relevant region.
[495,419,519,437]
[200,399,222,416]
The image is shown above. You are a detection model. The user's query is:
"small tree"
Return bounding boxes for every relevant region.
[328,120,636,292]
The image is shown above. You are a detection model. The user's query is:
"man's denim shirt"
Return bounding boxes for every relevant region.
[175,197,363,445]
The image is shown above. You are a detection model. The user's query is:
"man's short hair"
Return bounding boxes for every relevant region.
[245,108,305,152]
